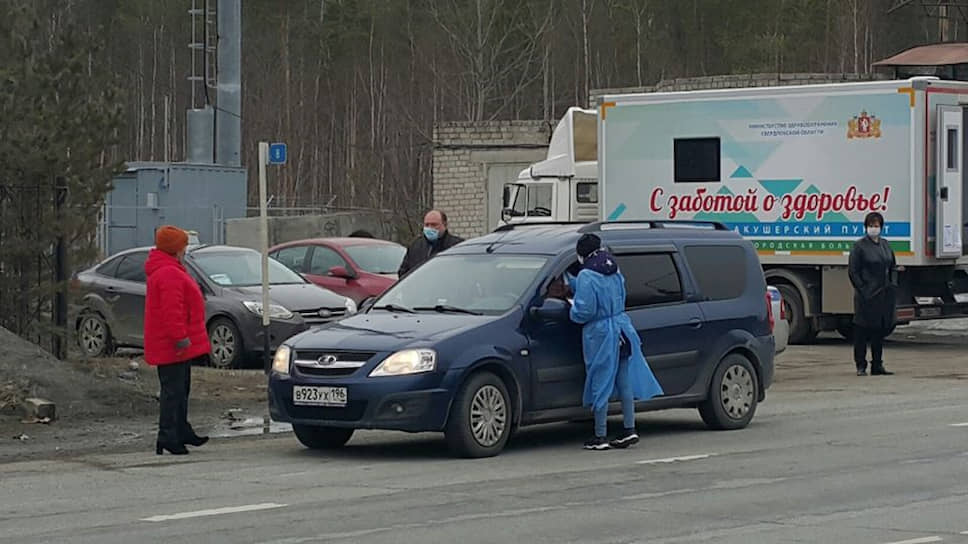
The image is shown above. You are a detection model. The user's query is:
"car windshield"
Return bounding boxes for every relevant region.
[191,251,306,287]
[345,244,406,275]
[373,254,548,314]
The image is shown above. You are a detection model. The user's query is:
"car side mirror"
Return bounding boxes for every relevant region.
[329,266,357,280]
[359,296,376,312]
[530,297,569,322]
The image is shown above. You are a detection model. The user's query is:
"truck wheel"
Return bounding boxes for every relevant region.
[776,284,816,344]
[699,354,759,430]
[292,425,353,449]
[445,371,512,458]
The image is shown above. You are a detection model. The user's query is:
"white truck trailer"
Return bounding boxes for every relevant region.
[502,77,968,343]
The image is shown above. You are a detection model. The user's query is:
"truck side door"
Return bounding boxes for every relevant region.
[937,105,965,258]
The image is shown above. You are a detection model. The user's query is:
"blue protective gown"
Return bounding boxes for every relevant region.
[567,258,664,413]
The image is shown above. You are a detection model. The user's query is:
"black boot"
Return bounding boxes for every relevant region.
[870,364,894,376]
[156,441,189,455]
[181,422,209,447]
[183,433,209,447]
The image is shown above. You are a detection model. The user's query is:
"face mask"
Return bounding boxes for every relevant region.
[866,226,881,239]
[423,226,440,242]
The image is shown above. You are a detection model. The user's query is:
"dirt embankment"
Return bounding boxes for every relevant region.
[0,326,268,461]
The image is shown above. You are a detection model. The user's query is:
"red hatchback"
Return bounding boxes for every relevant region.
[269,238,406,304]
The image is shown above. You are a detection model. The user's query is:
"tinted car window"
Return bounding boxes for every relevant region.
[272,246,308,272]
[684,245,747,301]
[309,246,348,275]
[96,257,121,278]
[614,253,683,308]
[114,253,147,283]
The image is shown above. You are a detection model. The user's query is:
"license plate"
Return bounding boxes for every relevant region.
[293,385,347,407]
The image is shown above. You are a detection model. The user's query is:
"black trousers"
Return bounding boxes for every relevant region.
[157,359,199,443]
[853,326,885,371]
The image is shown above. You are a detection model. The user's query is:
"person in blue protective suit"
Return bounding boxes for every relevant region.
[568,233,664,450]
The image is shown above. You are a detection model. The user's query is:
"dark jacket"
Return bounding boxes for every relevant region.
[848,235,897,330]
[397,230,464,277]
[144,249,211,365]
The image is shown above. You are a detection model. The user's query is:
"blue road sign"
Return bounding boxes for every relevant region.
[268,143,287,165]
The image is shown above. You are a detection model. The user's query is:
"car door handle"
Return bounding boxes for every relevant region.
[105,286,119,293]
[688,318,703,329]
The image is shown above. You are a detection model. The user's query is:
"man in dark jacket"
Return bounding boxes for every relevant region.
[397,210,463,277]
[848,212,897,376]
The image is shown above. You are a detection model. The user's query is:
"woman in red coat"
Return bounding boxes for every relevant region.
[144,226,211,455]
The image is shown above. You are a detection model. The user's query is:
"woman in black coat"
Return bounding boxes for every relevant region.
[848,212,897,376]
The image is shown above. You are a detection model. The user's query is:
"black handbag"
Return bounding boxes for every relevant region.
[618,331,632,360]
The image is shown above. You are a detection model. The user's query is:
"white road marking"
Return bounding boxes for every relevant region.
[636,453,715,465]
[949,422,968,427]
[141,502,286,522]
[880,537,942,544]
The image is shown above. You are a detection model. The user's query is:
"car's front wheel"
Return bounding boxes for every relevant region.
[445,371,512,458]
[292,425,354,450]
[699,354,759,430]
[208,318,243,369]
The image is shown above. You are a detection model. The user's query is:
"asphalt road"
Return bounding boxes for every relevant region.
[2,338,967,544]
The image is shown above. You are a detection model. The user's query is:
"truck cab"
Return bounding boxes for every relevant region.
[501,107,600,225]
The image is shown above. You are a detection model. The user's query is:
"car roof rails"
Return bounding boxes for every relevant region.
[578,220,729,232]
[492,221,589,233]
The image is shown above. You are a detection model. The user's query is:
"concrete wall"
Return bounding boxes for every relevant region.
[225,211,396,250]
[590,73,890,104]
[432,121,551,239]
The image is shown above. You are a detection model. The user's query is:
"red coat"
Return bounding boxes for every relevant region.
[144,249,211,365]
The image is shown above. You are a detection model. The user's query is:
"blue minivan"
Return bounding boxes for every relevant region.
[268,221,776,457]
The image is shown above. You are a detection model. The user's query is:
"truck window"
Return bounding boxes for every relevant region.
[674,137,721,183]
[614,253,683,308]
[576,182,598,203]
[528,184,554,215]
[683,245,746,301]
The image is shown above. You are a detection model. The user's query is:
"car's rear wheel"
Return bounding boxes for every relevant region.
[208,318,242,369]
[76,313,114,358]
[292,425,354,450]
[776,284,817,344]
[445,371,512,458]
[699,354,759,430]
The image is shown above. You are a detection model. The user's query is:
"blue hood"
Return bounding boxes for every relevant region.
[583,250,618,275]
[286,311,494,353]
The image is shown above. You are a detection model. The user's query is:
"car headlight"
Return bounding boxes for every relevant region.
[243,301,294,320]
[344,298,357,315]
[272,345,292,375]
[369,349,436,377]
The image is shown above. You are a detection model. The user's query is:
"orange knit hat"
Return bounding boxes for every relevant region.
[155,225,189,255]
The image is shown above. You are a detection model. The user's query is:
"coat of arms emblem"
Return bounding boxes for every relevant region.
[847,110,881,139]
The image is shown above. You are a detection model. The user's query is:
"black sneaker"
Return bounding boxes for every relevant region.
[609,430,640,449]
[583,436,611,450]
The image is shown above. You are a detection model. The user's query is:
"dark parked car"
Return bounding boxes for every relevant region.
[268,221,776,458]
[73,245,357,368]
[269,238,405,304]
